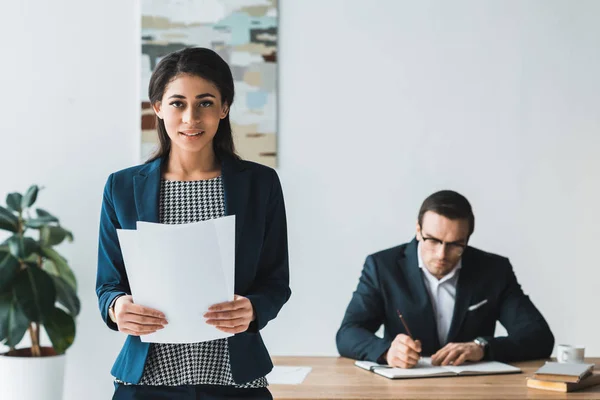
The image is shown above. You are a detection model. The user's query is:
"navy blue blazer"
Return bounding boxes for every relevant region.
[96,156,291,384]
[336,239,554,363]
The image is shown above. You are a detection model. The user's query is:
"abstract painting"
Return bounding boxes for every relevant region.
[141,0,278,167]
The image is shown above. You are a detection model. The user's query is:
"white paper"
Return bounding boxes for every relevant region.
[213,215,236,295]
[445,360,521,374]
[362,357,520,379]
[137,216,235,299]
[116,216,236,344]
[266,366,312,385]
[374,358,451,379]
[116,229,142,296]
[354,360,382,371]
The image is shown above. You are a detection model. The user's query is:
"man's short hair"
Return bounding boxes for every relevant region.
[418,190,475,236]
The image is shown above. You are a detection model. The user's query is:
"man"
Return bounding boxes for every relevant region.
[336,190,554,368]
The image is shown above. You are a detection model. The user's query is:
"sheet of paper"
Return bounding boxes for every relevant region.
[213,215,236,295]
[116,229,142,295]
[137,216,235,298]
[116,217,234,344]
[358,357,520,379]
[444,360,521,375]
[375,358,451,379]
[266,366,312,385]
[355,360,383,371]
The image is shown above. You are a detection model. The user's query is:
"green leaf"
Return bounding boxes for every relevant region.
[7,236,22,259]
[40,247,77,291]
[0,291,30,347]
[24,238,40,258]
[13,264,56,323]
[25,216,60,229]
[0,291,11,343]
[6,193,23,213]
[8,236,39,259]
[0,252,20,293]
[51,275,80,317]
[0,206,19,233]
[40,226,73,247]
[21,185,39,209]
[42,258,59,275]
[36,208,59,223]
[43,307,75,354]
[23,253,38,263]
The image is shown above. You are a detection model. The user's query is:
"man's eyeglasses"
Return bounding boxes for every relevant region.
[420,231,467,256]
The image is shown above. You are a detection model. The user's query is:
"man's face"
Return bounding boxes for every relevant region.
[416,211,470,279]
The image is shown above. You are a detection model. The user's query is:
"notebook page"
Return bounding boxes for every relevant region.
[444,361,521,375]
[374,357,453,379]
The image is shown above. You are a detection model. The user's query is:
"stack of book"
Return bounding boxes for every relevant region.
[527,362,600,393]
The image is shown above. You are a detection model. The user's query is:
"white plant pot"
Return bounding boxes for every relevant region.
[0,347,66,400]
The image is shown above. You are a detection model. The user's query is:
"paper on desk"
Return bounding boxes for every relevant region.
[116,216,235,344]
[369,357,521,379]
[378,358,450,378]
[266,366,312,384]
[444,360,521,374]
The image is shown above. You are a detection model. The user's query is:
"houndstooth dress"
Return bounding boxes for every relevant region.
[123,176,267,388]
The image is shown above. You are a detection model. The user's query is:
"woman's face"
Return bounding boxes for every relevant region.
[153,74,229,156]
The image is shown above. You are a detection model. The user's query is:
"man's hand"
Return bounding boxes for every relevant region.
[385,334,422,369]
[431,342,484,366]
[114,295,168,336]
[204,295,255,334]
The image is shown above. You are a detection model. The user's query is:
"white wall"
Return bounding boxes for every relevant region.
[1,0,599,399]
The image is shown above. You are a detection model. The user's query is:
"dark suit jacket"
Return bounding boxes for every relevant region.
[336,239,554,363]
[96,156,291,384]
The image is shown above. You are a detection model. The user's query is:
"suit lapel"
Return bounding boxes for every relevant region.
[446,248,475,343]
[221,157,249,258]
[401,239,441,351]
[132,156,250,248]
[133,158,162,223]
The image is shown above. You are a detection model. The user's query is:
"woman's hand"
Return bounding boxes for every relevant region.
[114,295,168,336]
[204,295,256,334]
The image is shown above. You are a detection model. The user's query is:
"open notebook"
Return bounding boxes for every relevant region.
[355,357,521,379]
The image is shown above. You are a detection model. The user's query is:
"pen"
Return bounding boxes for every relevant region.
[396,309,414,339]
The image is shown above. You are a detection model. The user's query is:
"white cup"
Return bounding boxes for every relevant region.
[556,344,585,363]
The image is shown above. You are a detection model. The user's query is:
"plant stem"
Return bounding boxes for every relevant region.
[28,323,41,357]
[22,214,43,357]
[35,322,41,350]
[35,256,43,351]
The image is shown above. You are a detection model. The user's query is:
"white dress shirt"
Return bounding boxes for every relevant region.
[417,242,462,346]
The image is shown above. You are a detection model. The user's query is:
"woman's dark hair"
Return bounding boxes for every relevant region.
[418,190,475,236]
[146,47,239,163]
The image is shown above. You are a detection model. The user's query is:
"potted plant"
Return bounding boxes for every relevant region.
[0,185,80,400]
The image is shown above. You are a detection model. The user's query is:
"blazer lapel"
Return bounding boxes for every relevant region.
[401,239,441,351]
[446,248,475,343]
[221,157,250,258]
[133,158,162,223]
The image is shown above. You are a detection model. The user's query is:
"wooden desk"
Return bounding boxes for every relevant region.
[270,357,600,400]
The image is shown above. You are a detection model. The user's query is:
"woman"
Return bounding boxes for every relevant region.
[96,47,290,399]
